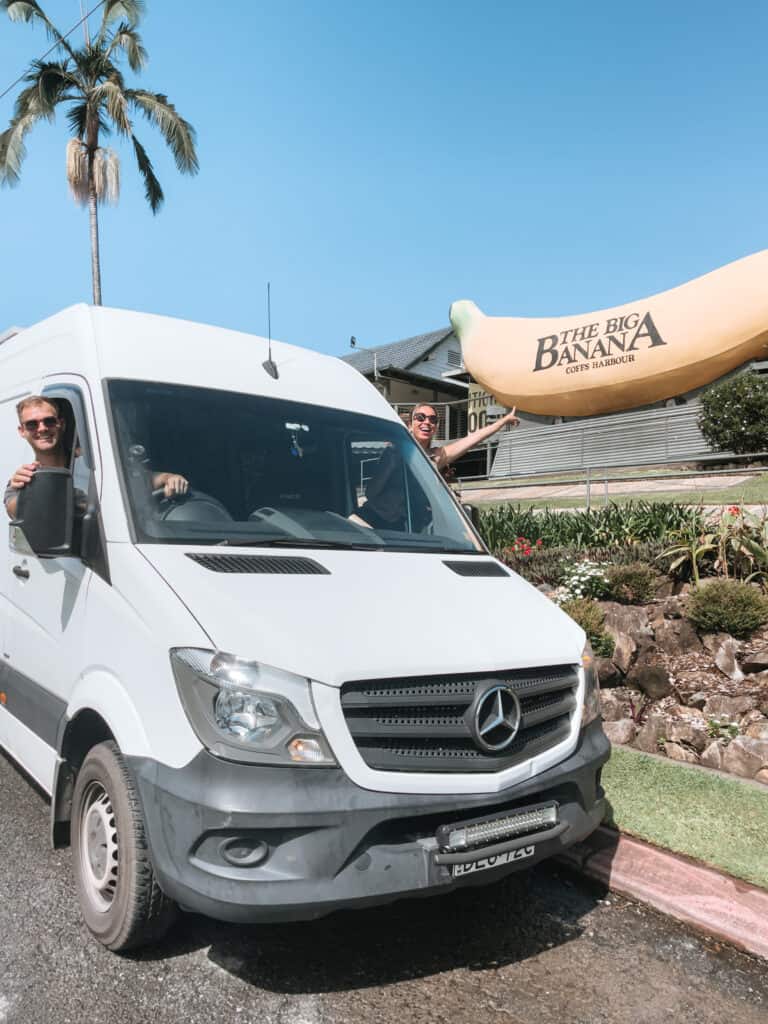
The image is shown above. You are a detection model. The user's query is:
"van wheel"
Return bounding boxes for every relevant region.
[71,740,177,951]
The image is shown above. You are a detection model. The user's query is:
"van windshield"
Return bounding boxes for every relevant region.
[108,380,483,553]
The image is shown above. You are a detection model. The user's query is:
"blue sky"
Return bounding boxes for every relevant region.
[2,1,768,357]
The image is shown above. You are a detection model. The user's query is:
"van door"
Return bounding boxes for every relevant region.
[2,383,98,791]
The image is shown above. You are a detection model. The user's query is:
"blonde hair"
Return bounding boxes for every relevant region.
[16,395,61,422]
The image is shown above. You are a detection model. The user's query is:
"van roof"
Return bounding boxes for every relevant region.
[0,326,22,344]
[6,304,394,421]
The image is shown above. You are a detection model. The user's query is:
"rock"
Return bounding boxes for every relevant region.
[745,719,768,741]
[659,597,685,619]
[701,741,725,770]
[599,691,627,722]
[630,663,673,700]
[740,646,768,673]
[601,603,652,642]
[704,694,758,719]
[655,579,676,598]
[635,713,669,754]
[536,583,555,595]
[722,736,768,779]
[755,768,768,786]
[663,741,700,764]
[714,638,745,682]
[610,632,636,675]
[667,715,709,752]
[682,690,708,710]
[701,632,733,656]
[654,619,702,656]
[596,657,622,688]
[603,719,637,745]
[742,709,766,727]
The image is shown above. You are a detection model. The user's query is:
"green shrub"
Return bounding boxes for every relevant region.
[686,581,768,638]
[560,598,615,657]
[605,562,659,604]
[698,372,768,454]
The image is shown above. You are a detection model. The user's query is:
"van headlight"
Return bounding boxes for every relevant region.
[170,648,336,766]
[581,642,601,728]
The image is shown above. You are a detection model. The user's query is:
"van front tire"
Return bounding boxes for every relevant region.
[71,741,177,951]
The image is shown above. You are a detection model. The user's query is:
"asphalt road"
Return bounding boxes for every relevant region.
[2,748,767,1024]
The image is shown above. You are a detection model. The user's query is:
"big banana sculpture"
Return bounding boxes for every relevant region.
[449,250,768,417]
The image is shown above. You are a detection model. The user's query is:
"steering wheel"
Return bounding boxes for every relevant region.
[152,486,187,503]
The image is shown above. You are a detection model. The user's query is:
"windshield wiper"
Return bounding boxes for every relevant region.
[219,537,385,551]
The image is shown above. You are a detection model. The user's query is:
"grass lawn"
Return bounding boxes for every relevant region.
[602,745,768,889]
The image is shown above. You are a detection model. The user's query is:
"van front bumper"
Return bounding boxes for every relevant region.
[129,719,609,924]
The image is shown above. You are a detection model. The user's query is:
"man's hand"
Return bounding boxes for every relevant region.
[162,474,189,498]
[9,462,39,490]
[500,406,520,428]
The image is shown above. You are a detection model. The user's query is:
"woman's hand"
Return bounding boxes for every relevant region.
[499,406,520,428]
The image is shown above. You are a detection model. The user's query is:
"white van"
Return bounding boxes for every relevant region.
[0,305,609,951]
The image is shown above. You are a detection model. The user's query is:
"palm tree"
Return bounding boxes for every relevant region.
[0,0,198,304]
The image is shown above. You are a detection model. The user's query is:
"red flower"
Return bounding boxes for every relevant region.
[728,506,740,516]
[536,538,543,547]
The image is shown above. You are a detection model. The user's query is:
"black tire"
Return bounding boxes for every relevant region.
[71,740,177,951]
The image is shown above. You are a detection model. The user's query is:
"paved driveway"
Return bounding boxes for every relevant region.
[1,750,766,1024]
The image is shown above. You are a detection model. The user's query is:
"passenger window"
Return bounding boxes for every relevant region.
[347,436,432,534]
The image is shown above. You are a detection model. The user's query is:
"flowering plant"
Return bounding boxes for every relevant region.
[557,560,610,601]
[502,536,543,559]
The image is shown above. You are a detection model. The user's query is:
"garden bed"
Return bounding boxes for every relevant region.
[478,500,768,786]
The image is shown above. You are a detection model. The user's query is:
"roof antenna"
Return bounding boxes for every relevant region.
[262,281,279,379]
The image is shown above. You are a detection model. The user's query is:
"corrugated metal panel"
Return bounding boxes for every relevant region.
[489,403,721,477]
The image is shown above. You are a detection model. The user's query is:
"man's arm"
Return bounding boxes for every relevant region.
[435,408,519,469]
[4,491,18,519]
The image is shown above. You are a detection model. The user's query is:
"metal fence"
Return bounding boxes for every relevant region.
[488,403,715,479]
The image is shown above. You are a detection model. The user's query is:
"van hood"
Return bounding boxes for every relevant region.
[138,546,584,687]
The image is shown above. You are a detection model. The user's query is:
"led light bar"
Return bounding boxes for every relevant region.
[442,803,558,853]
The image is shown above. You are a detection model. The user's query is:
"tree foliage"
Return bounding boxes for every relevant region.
[698,372,768,455]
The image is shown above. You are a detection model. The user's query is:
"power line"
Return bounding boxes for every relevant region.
[0,0,107,103]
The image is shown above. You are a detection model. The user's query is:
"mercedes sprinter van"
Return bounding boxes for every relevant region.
[0,305,608,950]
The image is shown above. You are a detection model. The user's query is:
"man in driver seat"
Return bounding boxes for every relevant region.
[4,395,189,518]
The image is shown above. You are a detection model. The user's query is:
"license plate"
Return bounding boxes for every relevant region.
[452,844,535,877]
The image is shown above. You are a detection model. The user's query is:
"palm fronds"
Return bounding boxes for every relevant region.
[126,90,199,174]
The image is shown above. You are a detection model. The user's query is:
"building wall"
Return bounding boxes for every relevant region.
[409,333,464,383]
[383,378,456,404]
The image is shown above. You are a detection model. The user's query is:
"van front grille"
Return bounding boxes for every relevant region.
[340,665,579,772]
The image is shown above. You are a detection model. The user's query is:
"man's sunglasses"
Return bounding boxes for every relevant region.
[22,416,59,432]
[413,412,438,424]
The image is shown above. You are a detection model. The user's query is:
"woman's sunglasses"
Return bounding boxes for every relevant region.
[22,416,59,432]
[413,412,438,424]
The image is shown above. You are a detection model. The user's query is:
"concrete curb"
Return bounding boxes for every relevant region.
[559,826,768,962]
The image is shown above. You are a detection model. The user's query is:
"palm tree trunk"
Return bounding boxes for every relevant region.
[87,144,102,305]
[88,165,102,301]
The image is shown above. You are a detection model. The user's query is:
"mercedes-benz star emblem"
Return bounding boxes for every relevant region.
[472,685,522,753]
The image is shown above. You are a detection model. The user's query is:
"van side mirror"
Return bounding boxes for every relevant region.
[462,503,481,529]
[14,468,74,556]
